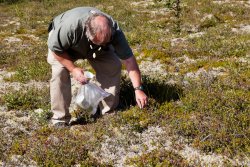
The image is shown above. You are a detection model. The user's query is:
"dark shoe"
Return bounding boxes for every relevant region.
[70,113,98,126]
[90,107,101,119]
[69,117,86,126]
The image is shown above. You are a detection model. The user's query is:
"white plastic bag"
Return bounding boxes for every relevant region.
[74,72,110,115]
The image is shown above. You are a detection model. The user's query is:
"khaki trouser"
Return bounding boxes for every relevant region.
[47,31,122,124]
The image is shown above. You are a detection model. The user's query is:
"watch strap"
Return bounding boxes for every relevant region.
[134,85,144,91]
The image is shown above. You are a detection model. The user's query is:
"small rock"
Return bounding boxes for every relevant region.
[4,37,22,43]
[34,108,44,115]
[171,37,187,46]
[0,106,7,112]
[188,32,205,38]
[232,25,250,34]
[201,14,215,22]
[139,60,167,78]
[47,135,60,145]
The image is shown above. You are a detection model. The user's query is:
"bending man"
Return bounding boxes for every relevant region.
[47,7,147,126]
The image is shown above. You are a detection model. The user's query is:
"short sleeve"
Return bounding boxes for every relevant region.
[111,22,133,60]
[48,24,73,54]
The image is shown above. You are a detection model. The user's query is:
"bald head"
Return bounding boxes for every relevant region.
[85,13,113,45]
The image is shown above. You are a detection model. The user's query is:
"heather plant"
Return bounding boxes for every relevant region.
[3,87,50,110]
[0,0,23,4]
[10,127,108,166]
[0,130,7,160]
[126,149,189,166]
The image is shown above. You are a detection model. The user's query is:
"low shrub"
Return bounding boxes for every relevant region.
[126,148,189,166]
[3,87,50,111]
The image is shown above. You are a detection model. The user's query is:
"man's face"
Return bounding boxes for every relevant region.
[91,31,111,46]
[91,35,106,46]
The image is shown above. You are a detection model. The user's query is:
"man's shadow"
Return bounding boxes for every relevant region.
[118,75,183,110]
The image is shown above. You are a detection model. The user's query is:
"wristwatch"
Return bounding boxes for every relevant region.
[134,85,144,91]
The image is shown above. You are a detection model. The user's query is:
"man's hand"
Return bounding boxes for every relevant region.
[71,67,88,84]
[122,56,148,109]
[52,51,88,84]
[135,90,148,109]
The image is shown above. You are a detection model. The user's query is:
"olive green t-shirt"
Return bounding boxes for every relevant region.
[47,7,133,60]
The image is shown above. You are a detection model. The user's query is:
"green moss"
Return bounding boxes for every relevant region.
[178,60,208,74]
[117,106,152,133]
[141,48,170,63]
[16,27,27,34]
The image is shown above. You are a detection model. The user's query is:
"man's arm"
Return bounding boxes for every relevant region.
[52,51,87,84]
[122,56,148,109]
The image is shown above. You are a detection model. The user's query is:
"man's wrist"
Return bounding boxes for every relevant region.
[69,66,77,73]
[134,85,144,91]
